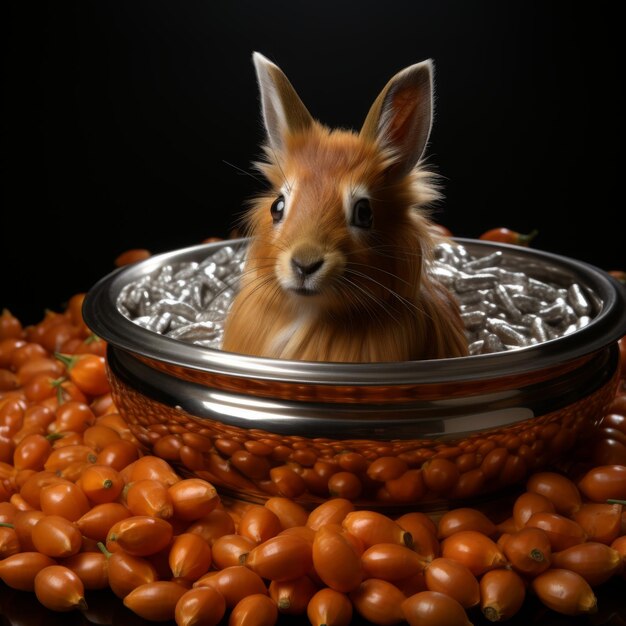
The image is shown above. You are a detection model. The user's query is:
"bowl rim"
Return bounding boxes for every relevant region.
[83,238,626,386]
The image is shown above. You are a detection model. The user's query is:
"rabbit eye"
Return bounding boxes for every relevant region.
[270,195,285,223]
[351,198,373,229]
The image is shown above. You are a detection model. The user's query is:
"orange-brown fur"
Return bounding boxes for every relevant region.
[224,124,467,362]
[223,122,468,362]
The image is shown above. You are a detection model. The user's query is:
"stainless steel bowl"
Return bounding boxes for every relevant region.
[83,239,626,509]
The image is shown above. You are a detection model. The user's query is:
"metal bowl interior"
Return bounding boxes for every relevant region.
[85,238,626,386]
[83,239,626,509]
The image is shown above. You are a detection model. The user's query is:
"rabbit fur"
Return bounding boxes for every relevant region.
[222,52,468,362]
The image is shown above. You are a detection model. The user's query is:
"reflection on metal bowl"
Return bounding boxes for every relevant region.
[83,239,626,510]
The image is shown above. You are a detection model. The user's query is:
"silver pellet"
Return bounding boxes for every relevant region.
[190,283,205,309]
[435,242,464,268]
[549,314,578,339]
[567,283,591,316]
[209,291,235,313]
[575,315,592,330]
[171,279,193,296]
[481,333,506,353]
[493,284,522,322]
[126,287,145,310]
[194,338,223,349]
[454,244,470,262]
[504,283,529,295]
[529,316,550,343]
[431,263,459,287]
[468,339,485,355]
[148,285,175,301]
[195,310,224,323]
[455,289,489,305]
[489,268,529,285]
[214,264,235,280]
[147,312,172,334]
[208,277,233,297]
[210,246,236,265]
[562,313,592,336]
[512,293,542,313]
[173,263,200,281]
[519,313,535,325]
[117,283,135,310]
[503,321,532,336]
[168,321,221,341]
[133,315,152,329]
[487,318,528,347]
[200,261,218,276]
[464,251,503,271]
[562,322,577,336]
[149,299,198,320]
[171,286,194,305]
[137,290,154,317]
[196,272,219,293]
[461,310,487,328]
[168,314,199,330]
[538,299,569,324]
[462,301,499,315]
[157,265,175,284]
[528,278,558,301]
[455,273,499,292]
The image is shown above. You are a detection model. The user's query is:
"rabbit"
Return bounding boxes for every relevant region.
[222,52,468,362]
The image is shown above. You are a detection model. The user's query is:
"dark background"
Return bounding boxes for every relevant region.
[2,0,624,325]
[0,4,625,624]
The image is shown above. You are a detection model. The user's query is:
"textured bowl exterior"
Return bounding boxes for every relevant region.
[84,239,626,509]
[107,347,619,509]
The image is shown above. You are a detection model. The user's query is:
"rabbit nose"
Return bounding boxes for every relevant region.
[291,256,324,277]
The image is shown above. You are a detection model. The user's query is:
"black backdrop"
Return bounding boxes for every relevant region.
[2,0,624,325]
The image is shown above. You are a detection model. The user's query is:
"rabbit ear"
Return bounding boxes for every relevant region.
[360,59,434,177]
[252,52,313,153]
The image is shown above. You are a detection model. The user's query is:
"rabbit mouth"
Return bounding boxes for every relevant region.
[289,286,320,297]
[276,247,345,298]
[278,272,326,297]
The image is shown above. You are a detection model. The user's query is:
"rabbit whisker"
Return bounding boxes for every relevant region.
[338,274,402,326]
[222,160,265,184]
[344,269,423,319]
[231,274,279,313]
[346,261,415,289]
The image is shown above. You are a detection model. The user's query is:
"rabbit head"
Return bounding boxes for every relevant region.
[222,53,467,362]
